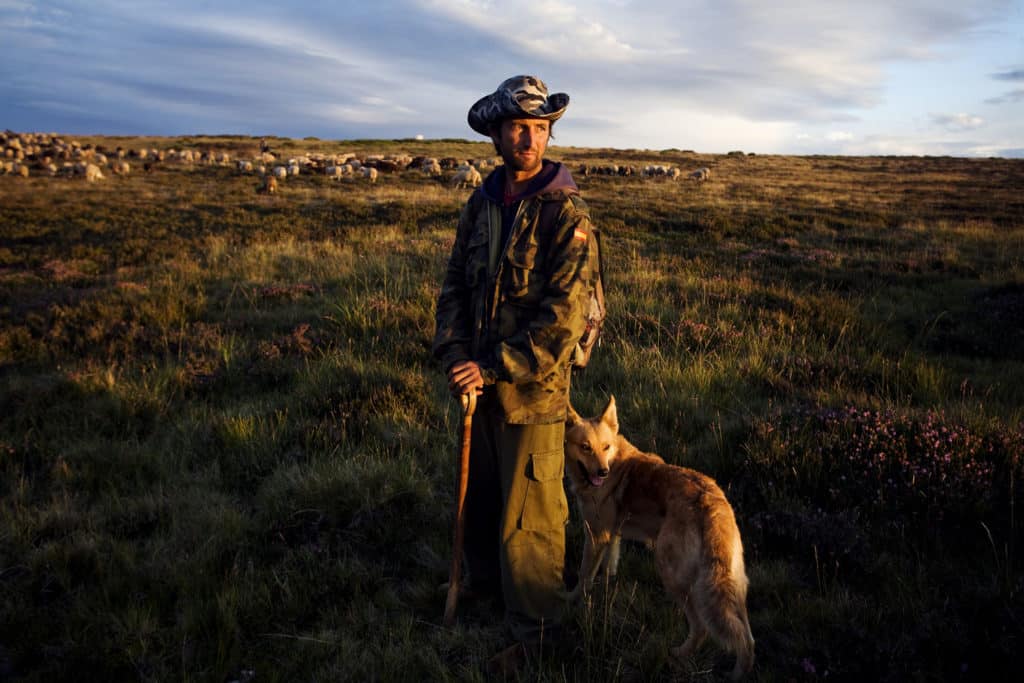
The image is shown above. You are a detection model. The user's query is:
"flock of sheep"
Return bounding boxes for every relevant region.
[2,131,712,192]
[0,131,247,181]
[257,153,490,193]
[1,131,135,181]
[578,163,711,181]
[0,131,495,193]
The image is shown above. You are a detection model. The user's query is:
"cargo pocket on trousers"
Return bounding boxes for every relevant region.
[519,450,569,531]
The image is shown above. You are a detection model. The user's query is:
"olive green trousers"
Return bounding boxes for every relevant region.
[461,400,568,643]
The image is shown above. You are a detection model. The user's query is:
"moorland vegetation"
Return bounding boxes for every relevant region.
[1,133,1023,681]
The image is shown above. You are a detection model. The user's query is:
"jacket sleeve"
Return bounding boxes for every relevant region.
[431,195,479,373]
[491,197,598,384]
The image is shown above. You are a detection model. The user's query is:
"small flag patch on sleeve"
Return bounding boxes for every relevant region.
[573,228,587,242]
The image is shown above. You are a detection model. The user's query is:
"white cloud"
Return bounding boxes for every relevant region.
[570,104,795,154]
[827,131,855,142]
[931,113,985,131]
[325,98,417,125]
[422,0,636,62]
[992,68,1024,82]
[821,132,1024,158]
[986,88,1024,105]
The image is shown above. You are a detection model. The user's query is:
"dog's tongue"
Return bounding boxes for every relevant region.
[589,474,606,487]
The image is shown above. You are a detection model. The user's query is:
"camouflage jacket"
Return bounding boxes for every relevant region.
[433,162,599,424]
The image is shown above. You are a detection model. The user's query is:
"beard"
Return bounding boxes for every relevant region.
[500,147,544,175]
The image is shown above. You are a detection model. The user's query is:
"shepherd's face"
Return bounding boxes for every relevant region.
[492,118,549,175]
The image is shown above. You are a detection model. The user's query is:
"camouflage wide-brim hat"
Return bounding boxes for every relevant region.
[467,75,570,136]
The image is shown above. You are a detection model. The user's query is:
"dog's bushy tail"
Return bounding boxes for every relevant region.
[700,505,756,679]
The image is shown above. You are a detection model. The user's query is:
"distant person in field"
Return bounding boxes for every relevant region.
[433,75,602,672]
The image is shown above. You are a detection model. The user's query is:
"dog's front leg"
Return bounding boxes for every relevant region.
[604,534,622,583]
[562,522,608,601]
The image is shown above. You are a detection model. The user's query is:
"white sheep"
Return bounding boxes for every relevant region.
[689,167,711,181]
[85,163,104,182]
[362,166,378,183]
[421,158,442,176]
[112,160,131,175]
[450,164,482,189]
[271,165,289,179]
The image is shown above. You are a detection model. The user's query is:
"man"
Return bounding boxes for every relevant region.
[433,75,601,668]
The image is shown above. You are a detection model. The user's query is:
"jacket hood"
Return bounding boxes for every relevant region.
[480,160,578,205]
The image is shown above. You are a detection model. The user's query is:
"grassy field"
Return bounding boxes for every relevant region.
[2,135,1023,681]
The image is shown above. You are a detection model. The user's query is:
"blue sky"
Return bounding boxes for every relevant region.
[2,0,1022,156]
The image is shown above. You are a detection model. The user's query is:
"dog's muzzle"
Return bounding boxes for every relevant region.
[578,461,608,487]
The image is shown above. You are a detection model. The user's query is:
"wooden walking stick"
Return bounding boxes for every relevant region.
[443,390,477,627]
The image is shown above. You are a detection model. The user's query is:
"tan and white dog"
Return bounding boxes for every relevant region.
[564,396,755,679]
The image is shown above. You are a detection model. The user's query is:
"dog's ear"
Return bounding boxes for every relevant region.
[600,395,619,433]
[566,403,582,426]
